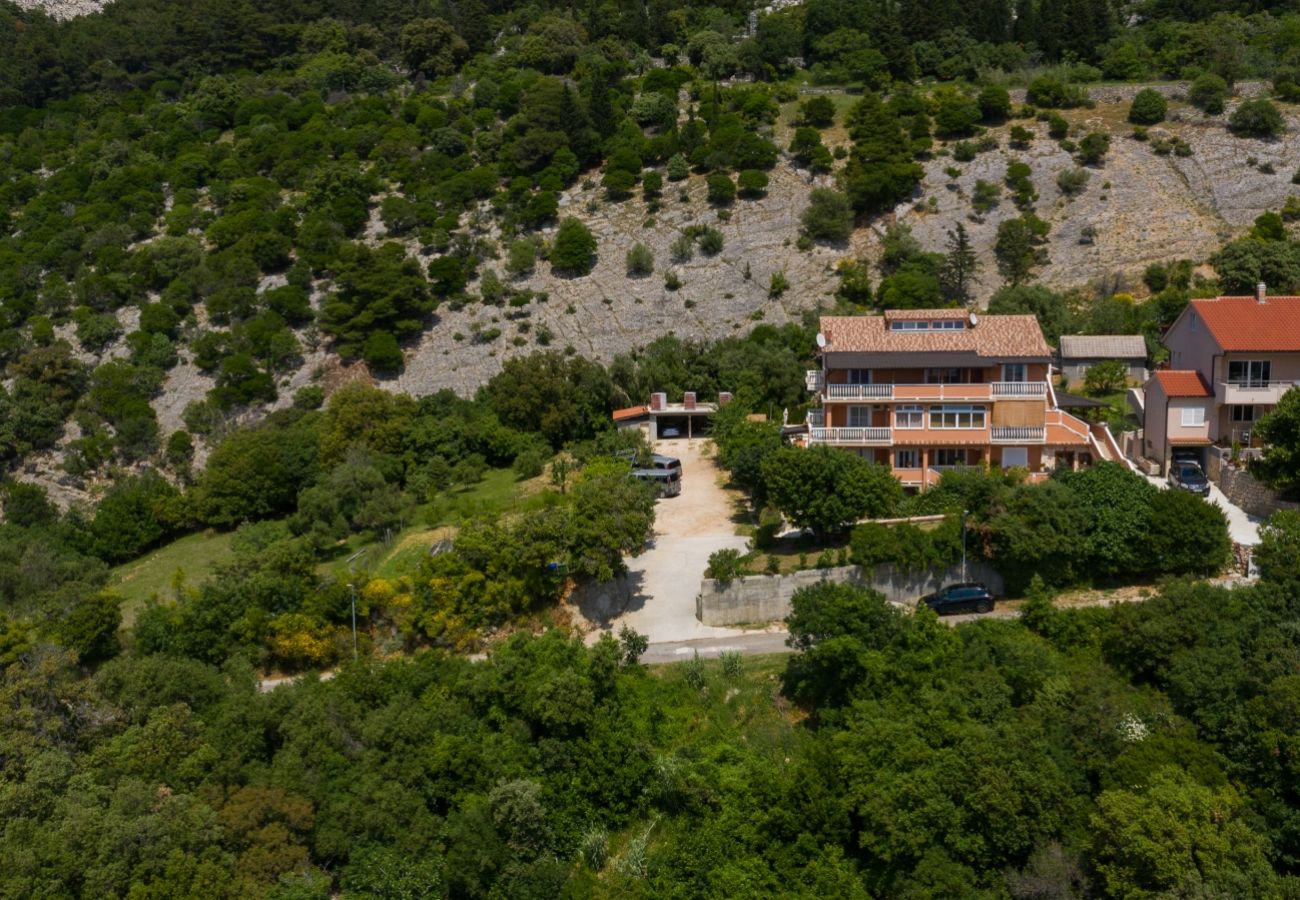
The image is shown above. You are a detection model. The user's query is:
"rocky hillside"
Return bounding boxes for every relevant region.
[11,0,107,18]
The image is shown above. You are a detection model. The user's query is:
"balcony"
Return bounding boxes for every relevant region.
[991,426,1046,443]
[825,383,894,400]
[807,426,891,445]
[1217,380,1298,406]
[806,408,824,428]
[822,381,1048,402]
[991,381,1048,398]
[805,370,824,392]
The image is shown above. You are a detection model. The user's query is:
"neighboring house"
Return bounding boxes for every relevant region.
[806,309,1106,490]
[1145,289,1300,470]
[1142,370,1214,474]
[1058,334,1148,386]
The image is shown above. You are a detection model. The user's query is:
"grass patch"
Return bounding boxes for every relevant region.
[109,530,238,623]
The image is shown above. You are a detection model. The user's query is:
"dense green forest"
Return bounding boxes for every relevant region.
[3,529,1300,897]
[6,0,1300,895]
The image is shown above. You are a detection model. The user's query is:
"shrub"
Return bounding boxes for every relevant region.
[669,234,693,263]
[706,548,746,580]
[550,218,597,275]
[737,169,769,198]
[798,95,836,127]
[1056,167,1090,196]
[952,141,977,162]
[1188,72,1228,114]
[697,227,724,255]
[1026,75,1087,109]
[1077,131,1111,165]
[666,153,690,181]
[971,179,1001,213]
[1047,113,1069,139]
[1229,99,1285,138]
[626,242,655,277]
[769,270,789,297]
[1127,88,1168,125]
[706,173,736,206]
[506,238,537,278]
[362,331,404,372]
[799,188,854,244]
[642,170,663,199]
[977,84,1012,121]
[1009,125,1034,148]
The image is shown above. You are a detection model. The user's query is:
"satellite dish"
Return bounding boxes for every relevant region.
[815,332,827,348]
[968,312,979,327]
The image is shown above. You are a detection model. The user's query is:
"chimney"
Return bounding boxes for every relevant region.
[718,391,733,406]
[683,391,696,410]
[650,392,666,411]
[1257,282,1267,304]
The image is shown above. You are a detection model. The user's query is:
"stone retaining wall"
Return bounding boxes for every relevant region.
[696,563,1005,627]
[1216,464,1300,519]
[1006,80,1265,105]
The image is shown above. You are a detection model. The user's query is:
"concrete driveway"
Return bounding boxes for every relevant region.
[578,439,766,644]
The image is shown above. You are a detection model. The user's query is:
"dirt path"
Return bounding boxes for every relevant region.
[576,439,776,644]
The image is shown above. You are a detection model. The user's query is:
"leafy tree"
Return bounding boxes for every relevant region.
[550,218,597,276]
[1083,358,1129,393]
[761,446,902,537]
[482,352,614,448]
[1249,387,1300,493]
[798,95,836,127]
[737,169,769,198]
[1229,99,1285,137]
[55,591,123,664]
[2,481,58,528]
[89,471,181,563]
[1128,88,1168,125]
[1091,768,1277,899]
[195,420,320,526]
[1254,509,1300,587]
[1146,489,1231,575]
[800,188,854,245]
[1056,462,1155,576]
[1188,72,1229,114]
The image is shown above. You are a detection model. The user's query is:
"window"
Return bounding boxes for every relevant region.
[1180,406,1206,427]
[846,369,872,384]
[895,449,919,468]
[895,405,924,428]
[1001,363,1027,382]
[930,405,987,429]
[934,449,969,467]
[925,367,965,384]
[847,406,872,427]
[888,319,966,331]
[1231,405,1256,423]
[1227,360,1271,387]
[1000,447,1029,469]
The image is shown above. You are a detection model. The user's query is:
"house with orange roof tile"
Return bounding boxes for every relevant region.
[1143,287,1300,472]
[805,310,1105,489]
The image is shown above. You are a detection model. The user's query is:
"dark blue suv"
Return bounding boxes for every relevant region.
[918,583,996,615]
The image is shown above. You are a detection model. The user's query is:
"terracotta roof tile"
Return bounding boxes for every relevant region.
[1191,296,1300,351]
[612,405,648,422]
[1152,370,1212,397]
[821,312,1052,359]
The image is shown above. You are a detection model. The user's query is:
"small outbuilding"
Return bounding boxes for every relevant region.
[613,392,731,441]
[1058,335,1148,387]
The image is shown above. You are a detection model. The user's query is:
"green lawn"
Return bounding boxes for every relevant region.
[109,529,238,623]
[109,468,552,616]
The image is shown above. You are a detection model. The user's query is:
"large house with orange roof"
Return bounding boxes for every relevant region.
[1143,289,1300,473]
[805,310,1108,489]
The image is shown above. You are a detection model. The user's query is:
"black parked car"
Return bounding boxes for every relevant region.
[918,583,996,615]
[1168,463,1211,497]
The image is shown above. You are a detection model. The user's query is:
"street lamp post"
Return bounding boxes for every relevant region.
[961,509,969,582]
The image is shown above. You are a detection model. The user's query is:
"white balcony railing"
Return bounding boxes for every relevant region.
[991,426,1046,443]
[821,381,1048,401]
[808,426,891,445]
[805,369,824,392]
[825,383,895,400]
[991,381,1048,398]
[806,408,825,428]
[1217,380,1297,405]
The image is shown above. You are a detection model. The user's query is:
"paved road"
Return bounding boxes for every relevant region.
[641,632,793,663]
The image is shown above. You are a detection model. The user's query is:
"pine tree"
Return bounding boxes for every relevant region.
[842,92,924,215]
[941,223,978,305]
